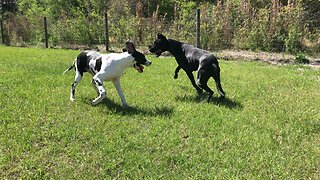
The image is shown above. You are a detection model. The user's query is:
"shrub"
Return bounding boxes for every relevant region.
[294,53,309,64]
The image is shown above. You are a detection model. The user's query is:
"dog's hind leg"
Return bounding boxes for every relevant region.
[70,71,83,101]
[197,69,213,102]
[113,78,128,107]
[213,75,225,98]
[212,66,225,98]
[91,76,106,105]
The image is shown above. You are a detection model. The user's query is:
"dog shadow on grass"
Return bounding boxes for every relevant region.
[175,94,243,110]
[85,97,174,117]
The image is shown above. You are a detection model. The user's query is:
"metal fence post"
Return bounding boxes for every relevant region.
[0,19,4,44]
[105,11,109,51]
[0,0,4,45]
[44,16,48,48]
[196,8,200,48]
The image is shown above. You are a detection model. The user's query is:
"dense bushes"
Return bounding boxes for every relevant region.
[1,0,319,55]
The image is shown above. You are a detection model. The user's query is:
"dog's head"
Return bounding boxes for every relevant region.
[149,33,169,57]
[124,41,152,73]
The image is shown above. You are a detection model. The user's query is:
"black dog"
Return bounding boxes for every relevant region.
[149,33,225,102]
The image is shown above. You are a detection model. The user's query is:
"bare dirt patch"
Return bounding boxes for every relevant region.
[215,50,320,68]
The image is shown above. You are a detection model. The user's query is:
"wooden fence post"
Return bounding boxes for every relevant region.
[44,16,48,48]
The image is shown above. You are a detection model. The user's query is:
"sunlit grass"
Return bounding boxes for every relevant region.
[0,46,319,178]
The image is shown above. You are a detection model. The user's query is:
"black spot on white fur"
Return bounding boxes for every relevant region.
[95,57,102,72]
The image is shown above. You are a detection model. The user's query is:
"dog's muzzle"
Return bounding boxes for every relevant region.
[148,45,155,52]
[149,45,163,57]
[155,50,162,57]
[145,60,152,66]
[134,60,152,73]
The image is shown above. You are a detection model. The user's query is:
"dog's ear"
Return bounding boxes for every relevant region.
[125,41,136,54]
[157,33,167,40]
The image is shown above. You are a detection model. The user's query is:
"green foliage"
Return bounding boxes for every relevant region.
[285,25,303,54]
[174,1,197,43]
[247,9,269,51]
[0,0,318,55]
[302,0,320,31]
[294,53,310,64]
[108,1,135,45]
[200,2,234,50]
[145,0,175,20]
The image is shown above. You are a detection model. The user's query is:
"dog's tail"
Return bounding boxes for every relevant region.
[63,65,74,74]
[63,59,76,74]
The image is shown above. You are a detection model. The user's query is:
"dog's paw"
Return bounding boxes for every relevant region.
[174,74,178,79]
[196,89,203,94]
[91,100,100,106]
[70,97,75,102]
[121,103,129,108]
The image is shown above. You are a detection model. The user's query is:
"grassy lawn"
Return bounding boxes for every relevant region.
[0,46,319,178]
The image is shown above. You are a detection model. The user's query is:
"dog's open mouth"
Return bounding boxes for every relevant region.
[134,64,144,73]
[155,50,162,57]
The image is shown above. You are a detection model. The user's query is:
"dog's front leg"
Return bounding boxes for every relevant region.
[91,79,100,96]
[91,77,106,105]
[113,78,128,107]
[174,66,181,79]
[186,71,203,94]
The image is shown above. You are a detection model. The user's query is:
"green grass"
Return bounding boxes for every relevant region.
[0,46,319,179]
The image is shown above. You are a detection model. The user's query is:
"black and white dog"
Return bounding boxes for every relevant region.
[63,41,152,107]
[149,33,225,102]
